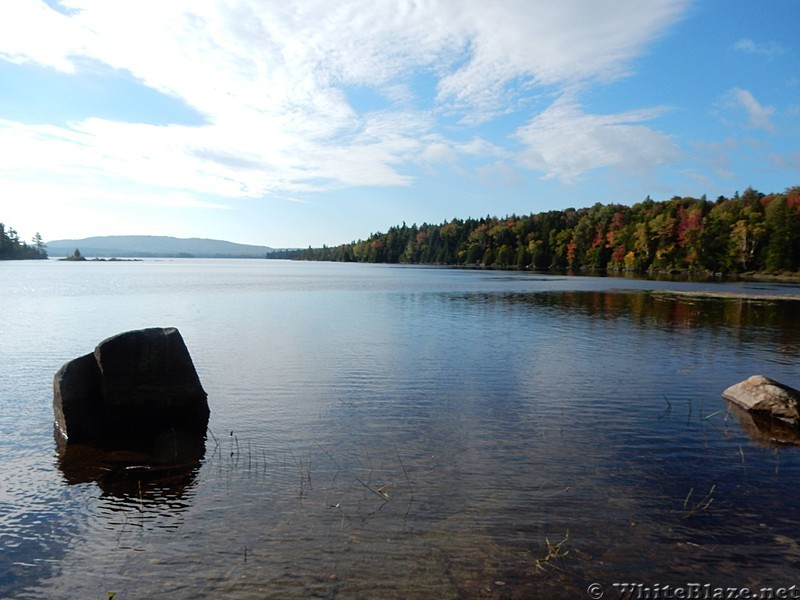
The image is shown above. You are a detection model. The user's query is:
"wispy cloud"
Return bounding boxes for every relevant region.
[690,137,744,180]
[0,0,85,71]
[723,88,776,133]
[475,161,525,186]
[0,178,231,211]
[0,0,690,206]
[734,38,787,58]
[435,1,689,122]
[768,151,800,170]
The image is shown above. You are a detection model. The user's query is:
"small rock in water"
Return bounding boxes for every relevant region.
[722,375,800,427]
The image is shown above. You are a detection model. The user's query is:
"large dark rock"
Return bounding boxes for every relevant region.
[53,353,105,442]
[722,375,800,427]
[54,327,209,445]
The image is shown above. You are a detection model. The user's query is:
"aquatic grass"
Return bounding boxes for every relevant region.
[316,443,341,485]
[660,395,673,418]
[328,500,352,531]
[229,430,240,459]
[355,446,415,503]
[355,476,392,502]
[703,409,723,420]
[287,447,312,498]
[682,485,716,518]
[534,530,570,572]
[395,445,415,524]
[739,445,748,485]
[660,394,723,426]
[311,444,418,526]
[207,426,220,457]
[358,442,376,485]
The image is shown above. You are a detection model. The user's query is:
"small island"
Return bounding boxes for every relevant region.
[60,248,86,262]
[59,248,140,262]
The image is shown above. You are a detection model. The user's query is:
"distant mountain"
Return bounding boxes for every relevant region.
[45,235,276,258]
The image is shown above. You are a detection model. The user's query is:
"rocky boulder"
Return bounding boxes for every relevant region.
[722,375,800,427]
[52,352,105,443]
[54,327,209,445]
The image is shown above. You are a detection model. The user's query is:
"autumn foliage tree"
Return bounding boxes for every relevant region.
[294,187,800,275]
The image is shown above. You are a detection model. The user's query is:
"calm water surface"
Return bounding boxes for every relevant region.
[2,260,800,599]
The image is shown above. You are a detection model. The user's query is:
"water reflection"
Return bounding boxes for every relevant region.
[457,290,800,359]
[6,263,800,599]
[490,290,800,331]
[55,429,205,501]
[726,402,800,447]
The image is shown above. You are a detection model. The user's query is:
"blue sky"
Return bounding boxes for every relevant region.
[0,0,798,248]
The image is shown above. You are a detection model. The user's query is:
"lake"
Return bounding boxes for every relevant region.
[2,259,800,599]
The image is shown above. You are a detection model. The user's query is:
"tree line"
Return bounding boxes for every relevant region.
[0,223,47,260]
[285,187,800,274]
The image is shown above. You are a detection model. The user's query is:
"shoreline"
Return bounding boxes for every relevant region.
[651,289,800,301]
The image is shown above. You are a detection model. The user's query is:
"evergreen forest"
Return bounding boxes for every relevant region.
[292,187,800,274]
[0,223,47,260]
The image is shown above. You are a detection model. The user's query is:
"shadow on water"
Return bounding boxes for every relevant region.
[725,403,800,448]
[0,431,206,598]
[55,428,206,500]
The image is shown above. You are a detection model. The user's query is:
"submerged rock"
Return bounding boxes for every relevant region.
[56,430,206,498]
[722,375,800,427]
[726,402,800,447]
[53,327,209,445]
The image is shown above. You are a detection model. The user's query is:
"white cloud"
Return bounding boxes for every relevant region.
[475,161,525,186]
[421,142,458,165]
[734,38,787,58]
[513,97,680,183]
[724,88,776,132]
[0,171,231,210]
[0,175,232,245]
[689,137,741,180]
[0,0,690,204]
[436,0,689,122]
[0,0,85,71]
[768,151,800,170]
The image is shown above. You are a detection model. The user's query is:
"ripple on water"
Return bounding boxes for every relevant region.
[3,263,800,598]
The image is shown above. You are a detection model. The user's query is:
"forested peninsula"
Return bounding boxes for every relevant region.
[293,187,800,275]
[0,223,47,260]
